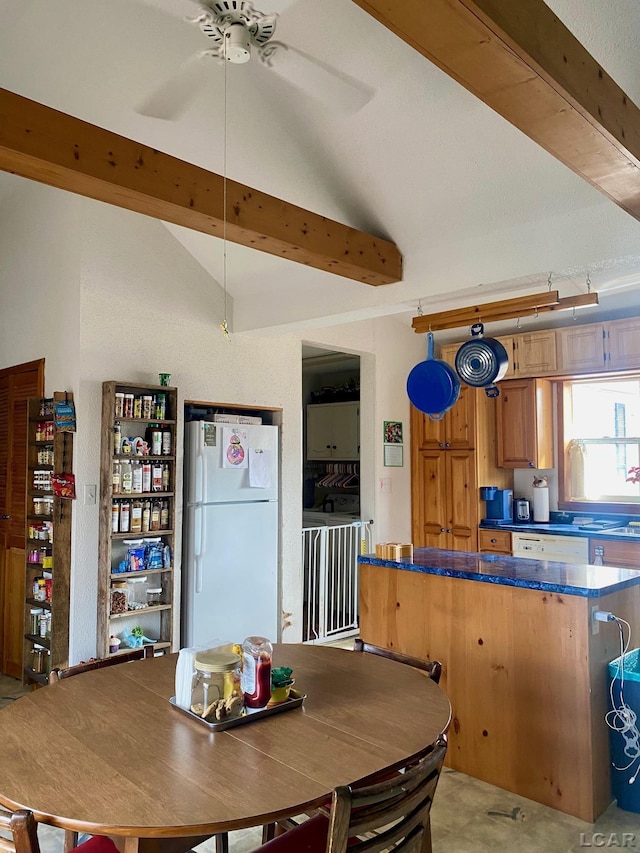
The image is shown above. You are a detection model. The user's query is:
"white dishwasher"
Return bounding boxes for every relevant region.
[511,532,589,564]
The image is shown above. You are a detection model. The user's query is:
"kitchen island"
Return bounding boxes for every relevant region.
[358,548,640,822]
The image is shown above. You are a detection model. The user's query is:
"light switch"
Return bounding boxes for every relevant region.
[380,478,391,494]
[84,484,97,505]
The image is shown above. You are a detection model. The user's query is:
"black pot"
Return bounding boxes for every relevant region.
[407,332,460,420]
[455,323,509,397]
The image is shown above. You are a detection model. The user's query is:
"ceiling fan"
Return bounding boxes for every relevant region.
[136,0,374,120]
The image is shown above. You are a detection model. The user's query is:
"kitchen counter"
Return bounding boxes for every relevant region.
[359,547,640,596]
[358,547,640,822]
[480,519,640,541]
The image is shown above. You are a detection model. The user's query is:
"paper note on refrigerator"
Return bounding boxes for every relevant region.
[222,427,248,468]
[249,448,272,488]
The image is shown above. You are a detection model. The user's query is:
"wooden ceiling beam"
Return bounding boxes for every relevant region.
[351,0,640,220]
[0,88,402,286]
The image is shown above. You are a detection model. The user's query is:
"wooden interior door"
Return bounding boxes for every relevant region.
[0,359,44,678]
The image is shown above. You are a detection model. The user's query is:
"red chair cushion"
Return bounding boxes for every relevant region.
[76,836,120,853]
[259,814,329,853]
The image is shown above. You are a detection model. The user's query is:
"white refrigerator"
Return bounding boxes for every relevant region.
[183,420,279,648]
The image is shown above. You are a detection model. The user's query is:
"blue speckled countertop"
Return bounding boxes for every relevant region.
[480,520,640,541]
[358,547,640,597]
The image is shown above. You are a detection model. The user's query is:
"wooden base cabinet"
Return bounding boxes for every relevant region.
[413,449,477,550]
[411,387,511,551]
[590,538,640,569]
[359,562,640,822]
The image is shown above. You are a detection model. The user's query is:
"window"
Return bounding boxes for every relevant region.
[560,376,640,509]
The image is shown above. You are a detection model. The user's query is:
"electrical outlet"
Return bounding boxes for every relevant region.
[591,604,599,635]
[84,484,97,505]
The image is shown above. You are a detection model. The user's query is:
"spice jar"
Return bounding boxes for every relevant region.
[30,608,43,635]
[31,645,47,674]
[191,650,243,720]
[241,636,273,709]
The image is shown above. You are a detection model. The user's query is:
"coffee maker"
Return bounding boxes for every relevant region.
[480,486,513,522]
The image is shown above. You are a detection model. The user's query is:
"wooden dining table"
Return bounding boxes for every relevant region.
[0,643,451,853]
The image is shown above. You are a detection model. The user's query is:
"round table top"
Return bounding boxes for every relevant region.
[0,644,451,839]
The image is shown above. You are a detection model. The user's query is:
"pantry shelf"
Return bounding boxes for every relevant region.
[23,394,74,685]
[98,381,177,659]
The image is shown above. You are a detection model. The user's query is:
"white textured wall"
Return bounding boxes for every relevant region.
[0,180,81,389]
[1,182,423,663]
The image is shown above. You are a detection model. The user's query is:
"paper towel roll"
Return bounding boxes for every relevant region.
[532,487,549,523]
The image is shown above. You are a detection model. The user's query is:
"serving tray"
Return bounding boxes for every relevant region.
[169,689,306,732]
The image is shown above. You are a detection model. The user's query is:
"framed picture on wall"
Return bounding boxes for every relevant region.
[383,421,403,444]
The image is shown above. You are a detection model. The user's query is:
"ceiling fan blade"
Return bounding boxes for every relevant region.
[261,44,374,113]
[135,50,218,120]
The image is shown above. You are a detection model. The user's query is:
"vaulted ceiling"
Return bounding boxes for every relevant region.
[1,0,640,336]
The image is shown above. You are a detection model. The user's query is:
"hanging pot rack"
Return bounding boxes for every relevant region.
[411,289,599,334]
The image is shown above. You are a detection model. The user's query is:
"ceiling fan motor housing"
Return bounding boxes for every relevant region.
[225,22,251,63]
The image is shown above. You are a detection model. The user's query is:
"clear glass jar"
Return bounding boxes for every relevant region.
[146,587,162,607]
[31,645,47,674]
[110,583,129,615]
[191,650,243,721]
[241,636,273,709]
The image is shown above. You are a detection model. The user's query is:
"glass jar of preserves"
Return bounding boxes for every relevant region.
[191,650,243,721]
[241,636,273,709]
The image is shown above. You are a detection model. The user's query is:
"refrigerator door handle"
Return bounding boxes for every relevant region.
[194,452,203,505]
[194,505,205,594]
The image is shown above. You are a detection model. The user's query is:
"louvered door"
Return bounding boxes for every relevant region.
[0,360,44,677]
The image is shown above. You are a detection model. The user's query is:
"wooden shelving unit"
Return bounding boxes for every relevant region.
[97,381,177,658]
[23,392,74,684]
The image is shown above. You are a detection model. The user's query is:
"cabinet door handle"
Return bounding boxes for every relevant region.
[446,529,451,533]
[445,442,450,447]
[440,527,445,533]
[326,445,331,449]
[438,442,444,448]
[490,538,497,543]
[528,461,534,467]
[1,514,9,520]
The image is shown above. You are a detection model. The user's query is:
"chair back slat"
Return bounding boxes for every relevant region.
[49,645,154,683]
[326,735,447,853]
[353,638,442,684]
[0,810,40,853]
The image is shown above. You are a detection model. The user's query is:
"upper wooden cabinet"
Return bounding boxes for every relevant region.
[411,384,475,450]
[513,330,558,376]
[306,401,359,460]
[440,330,555,381]
[496,378,553,468]
[558,323,605,373]
[557,317,640,374]
[607,318,640,370]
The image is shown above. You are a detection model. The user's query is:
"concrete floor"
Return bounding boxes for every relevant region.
[2,673,639,852]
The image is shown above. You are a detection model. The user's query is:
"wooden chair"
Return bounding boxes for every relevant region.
[252,735,447,853]
[48,645,154,684]
[0,809,118,853]
[353,638,442,684]
[262,641,444,845]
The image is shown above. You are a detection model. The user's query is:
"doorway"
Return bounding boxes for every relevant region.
[301,347,362,643]
[0,359,44,677]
